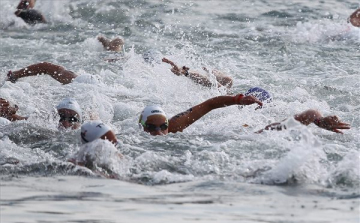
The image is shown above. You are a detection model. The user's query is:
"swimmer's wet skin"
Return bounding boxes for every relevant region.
[139,94,263,136]
[349,8,360,27]
[15,9,46,25]
[257,109,350,134]
[7,62,78,85]
[139,105,169,136]
[56,98,82,130]
[162,57,233,89]
[0,97,84,130]
[15,0,46,25]
[138,99,350,136]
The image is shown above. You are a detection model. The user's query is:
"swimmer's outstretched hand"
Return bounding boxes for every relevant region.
[162,57,176,66]
[235,94,263,107]
[349,8,360,27]
[0,98,18,120]
[7,71,17,83]
[162,57,179,72]
[314,116,350,134]
[162,57,188,76]
[98,36,124,52]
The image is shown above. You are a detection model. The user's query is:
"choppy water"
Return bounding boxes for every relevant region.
[0,0,359,222]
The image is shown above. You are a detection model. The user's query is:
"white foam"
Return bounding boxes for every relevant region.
[0,117,11,126]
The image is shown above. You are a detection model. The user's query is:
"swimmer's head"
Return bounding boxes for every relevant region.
[139,105,169,136]
[142,49,163,64]
[81,120,118,145]
[109,37,124,52]
[245,87,272,104]
[56,98,82,129]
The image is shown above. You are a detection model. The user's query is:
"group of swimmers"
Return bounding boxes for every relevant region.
[14,0,360,28]
[0,58,351,141]
[1,0,355,170]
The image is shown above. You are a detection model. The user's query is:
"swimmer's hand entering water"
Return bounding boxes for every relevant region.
[313,116,350,134]
[256,109,350,134]
[0,98,27,121]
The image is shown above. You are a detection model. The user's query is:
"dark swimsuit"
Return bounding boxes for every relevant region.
[17,9,45,25]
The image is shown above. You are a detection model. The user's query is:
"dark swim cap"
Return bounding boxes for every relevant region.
[245,87,272,103]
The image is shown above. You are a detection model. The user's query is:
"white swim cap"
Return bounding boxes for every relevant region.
[139,105,167,127]
[81,120,112,144]
[56,98,82,121]
[0,117,11,126]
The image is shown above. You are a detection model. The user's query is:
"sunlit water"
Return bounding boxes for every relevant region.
[0,0,359,222]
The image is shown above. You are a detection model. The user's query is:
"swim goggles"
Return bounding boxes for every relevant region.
[145,123,168,131]
[59,114,80,123]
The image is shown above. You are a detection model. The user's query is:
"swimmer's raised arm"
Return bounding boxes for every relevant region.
[349,8,360,27]
[17,0,36,10]
[0,98,28,121]
[15,0,46,24]
[162,57,233,89]
[162,57,183,75]
[162,57,221,88]
[168,94,262,133]
[257,109,350,134]
[97,36,124,52]
[7,62,77,85]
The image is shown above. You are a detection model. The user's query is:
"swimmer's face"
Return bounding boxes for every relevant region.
[143,115,169,136]
[58,108,81,130]
[101,130,118,145]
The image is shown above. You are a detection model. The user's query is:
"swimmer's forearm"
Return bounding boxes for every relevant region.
[169,95,245,133]
[14,62,64,77]
[97,36,111,49]
[257,110,322,133]
[203,94,261,109]
[9,114,28,122]
[203,96,238,109]
[162,58,177,67]
[17,0,36,9]
[12,62,77,84]
[187,96,241,120]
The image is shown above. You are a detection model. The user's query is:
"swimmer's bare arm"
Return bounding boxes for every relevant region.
[0,98,28,121]
[349,8,360,27]
[15,0,38,17]
[162,57,222,88]
[168,94,262,133]
[203,67,233,88]
[97,36,124,52]
[17,0,36,10]
[8,62,77,85]
[257,109,350,134]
